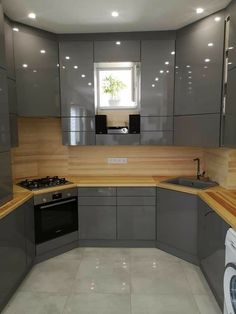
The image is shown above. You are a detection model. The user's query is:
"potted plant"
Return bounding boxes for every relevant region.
[103,75,126,106]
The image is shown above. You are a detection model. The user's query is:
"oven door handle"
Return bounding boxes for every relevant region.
[39,198,77,209]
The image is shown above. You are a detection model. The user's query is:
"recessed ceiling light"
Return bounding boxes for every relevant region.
[165,61,169,65]
[65,56,70,60]
[188,71,192,74]
[155,77,159,81]
[228,62,233,65]
[22,64,28,68]
[196,8,204,14]
[171,51,175,55]
[166,70,169,73]
[160,70,164,73]
[28,12,36,19]
[205,58,211,63]
[57,64,60,67]
[74,65,78,69]
[208,43,214,47]
[229,46,234,50]
[214,16,221,22]
[175,66,179,69]
[186,65,191,68]
[40,50,46,54]
[204,66,208,69]
[62,66,66,69]
[33,70,37,73]
[81,74,86,78]
[116,41,121,45]
[13,27,19,32]
[188,76,192,79]
[88,82,92,86]
[152,84,155,88]
[111,11,119,17]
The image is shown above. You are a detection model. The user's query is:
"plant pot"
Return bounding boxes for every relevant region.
[109,99,120,107]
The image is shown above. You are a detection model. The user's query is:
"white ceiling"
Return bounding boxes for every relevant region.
[2,0,231,34]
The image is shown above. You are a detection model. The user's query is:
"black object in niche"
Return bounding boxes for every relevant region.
[95,115,107,134]
[129,114,140,134]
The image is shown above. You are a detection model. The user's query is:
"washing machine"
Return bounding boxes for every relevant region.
[224,228,236,314]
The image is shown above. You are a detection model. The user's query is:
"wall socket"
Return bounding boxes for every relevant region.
[107,158,128,164]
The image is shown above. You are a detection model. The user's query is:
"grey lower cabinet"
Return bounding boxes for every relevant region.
[156,188,198,264]
[0,198,35,312]
[198,198,229,310]
[14,24,60,117]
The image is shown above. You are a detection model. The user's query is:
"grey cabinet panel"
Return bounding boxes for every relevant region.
[0,4,6,69]
[141,116,173,131]
[59,41,94,116]
[0,204,27,312]
[117,187,156,197]
[141,131,173,145]
[141,40,175,116]
[78,205,116,239]
[0,151,13,206]
[78,187,116,197]
[224,67,236,147]
[62,117,95,132]
[94,40,140,62]
[62,131,95,145]
[174,114,220,147]
[9,114,18,147]
[117,196,156,206]
[7,78,17,113]
[175,12,225,115]
[14,26,60,117]
[96,134,140,145]
[157,188,198,256]
[78,196,116,206]
[24,198,35,267]
[198,198,229,310]
[0,68,10,152]
[227,1,236,70]
[117,206,156,240]
[4,19,15,79]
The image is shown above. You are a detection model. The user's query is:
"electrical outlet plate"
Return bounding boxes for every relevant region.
[107,158,128,164]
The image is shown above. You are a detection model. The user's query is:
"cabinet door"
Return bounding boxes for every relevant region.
[117,205,156,240]
[59,41,94,116]
[0,205,27,312]
[175,12,225,115]
[174,114,220,147]
[4,19,15,79]
[141,40,175,116]
[0,151,13,206]
[24,198,35,268]
[0,68,10,152]
[198,199,229,310]
[227,1,236,70]
[157,188,198,258]
[94,40,140,62]
[14,26,60,117]
[8,79,18,147]
[0,5,6,69]
[79,205,116,239]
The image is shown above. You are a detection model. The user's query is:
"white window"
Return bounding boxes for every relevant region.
[94,62,140,110]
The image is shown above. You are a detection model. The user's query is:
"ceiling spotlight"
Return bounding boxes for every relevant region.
[214,16,221,22]
[116,41,121,45]
[155,77,159,81]
[196,8,204,14]
[205,58,211,63]
[40,50,46,54]
[186,65,191,68]
[74,65,78,69]
[165,61,169,65]
[28,12,36,19]
[65,56,70,60]
[111,11,119,17]
[229,46,234,50]
[33,70,37,73]
[160,70,164,73]
[13,27,19,32]
[88,82,92,86]
[81,74,86,78]
[22,64,28,68]
[152,84,155,88]
[208,43,214,47]
[171,51,175,55]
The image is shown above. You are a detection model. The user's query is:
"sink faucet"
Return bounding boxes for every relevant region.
[193,158,201,180]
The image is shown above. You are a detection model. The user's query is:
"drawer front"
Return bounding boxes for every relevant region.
[78,187,116,197]
[117,187,156,197]
[117,196,156,206]
[78,196,116,206]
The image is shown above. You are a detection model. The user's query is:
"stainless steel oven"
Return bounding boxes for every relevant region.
[34,188,78,244]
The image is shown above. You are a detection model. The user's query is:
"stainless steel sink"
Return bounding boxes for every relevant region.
[163,177,218,189]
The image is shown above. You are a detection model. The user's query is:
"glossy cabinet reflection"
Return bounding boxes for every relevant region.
[198,199,229,310]
[4,19,15,79]
[227,1,236,70]
[14,25,60,116]
[7,79,18,147]
[175,12,225,115]
[94,40,140,62]
[0,68,10,152]
[0,151,12,206]
[0,5,6,69]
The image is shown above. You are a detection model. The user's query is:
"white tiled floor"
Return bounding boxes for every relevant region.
[2,248,222,314]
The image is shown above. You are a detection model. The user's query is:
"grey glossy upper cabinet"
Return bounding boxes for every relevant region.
[0,67,10,152]
[59,41,94,116]
[94,40,140,62]
[141,40,175,116]
[227,0,236,70]
[175,12,225,116]
[14,25,60,117]
[4,19,15,79]
[0,4,6,69]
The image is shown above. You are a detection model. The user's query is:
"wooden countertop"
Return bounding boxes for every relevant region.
[1,176,236,229]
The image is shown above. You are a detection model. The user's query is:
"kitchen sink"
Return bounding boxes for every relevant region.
[163,177,218,189]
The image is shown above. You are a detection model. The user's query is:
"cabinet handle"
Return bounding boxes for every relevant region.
[204,210,215,217]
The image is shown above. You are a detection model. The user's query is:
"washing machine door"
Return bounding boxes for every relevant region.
[224,263,236,314]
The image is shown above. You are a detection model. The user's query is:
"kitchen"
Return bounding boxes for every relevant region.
[0,0,236,313]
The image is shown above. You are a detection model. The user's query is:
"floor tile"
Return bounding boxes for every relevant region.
[63,293,131,314]
[20,258,79,294]
[131,259,191,294]
[2,292,67,314]
[73,255,130,294]
[131,294,201,314]
[83,247,130,262]
[194,294,222,314]
[55,247,84,260]
[130,248,182,264]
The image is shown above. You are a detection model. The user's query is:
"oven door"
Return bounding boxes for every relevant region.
[34,197,78,244]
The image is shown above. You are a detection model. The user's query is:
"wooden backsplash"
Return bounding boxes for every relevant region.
[11,117,236,189]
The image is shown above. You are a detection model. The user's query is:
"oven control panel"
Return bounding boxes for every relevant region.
[34,188,77,205]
